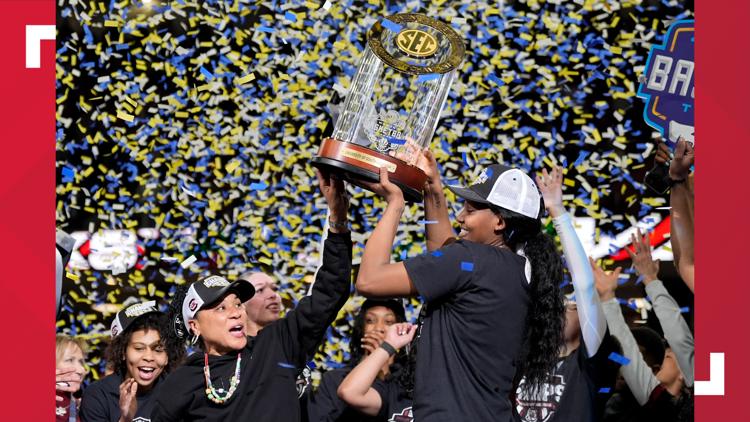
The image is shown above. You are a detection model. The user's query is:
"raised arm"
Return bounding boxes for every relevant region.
[420,150,456,251]
[668,139,694,292]
[537,166,606,356]
[627,229,694,387]
[356,168,417,298]
[337,323,416,416]
[592,259,659,405]
[278,171,353,363]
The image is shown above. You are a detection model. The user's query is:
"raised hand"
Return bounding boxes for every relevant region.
[590,257,622,301]
[535,166,565,218]
[118,378,139,422]
[384,323,416,350]
[626,229,659,285]
[316,169,349,224]
[669,138,694,181]
[654,141,671,166]
[360,167,405,206]
[417,149,440,187]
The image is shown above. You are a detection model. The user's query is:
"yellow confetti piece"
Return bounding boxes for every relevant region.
[66,273,79,281]
[236,73,256,85]
[117,111,134,122]
[225,160,241,173]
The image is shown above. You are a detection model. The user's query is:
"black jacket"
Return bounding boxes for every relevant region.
[151,231,352,421]
[80,372,163,422]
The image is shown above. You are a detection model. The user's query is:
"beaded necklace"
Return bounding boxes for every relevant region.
[203,353,242,404]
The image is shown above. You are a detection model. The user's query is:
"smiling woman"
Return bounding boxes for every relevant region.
[79,301,185,422]
[150,171,354,422]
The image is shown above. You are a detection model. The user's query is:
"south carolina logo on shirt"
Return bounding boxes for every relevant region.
[514,375,565,422]
[388,406,413,422]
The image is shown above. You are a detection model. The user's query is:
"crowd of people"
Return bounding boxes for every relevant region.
[56,140,695,422]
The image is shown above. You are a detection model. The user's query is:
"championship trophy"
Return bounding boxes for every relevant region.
[312,13,465,202]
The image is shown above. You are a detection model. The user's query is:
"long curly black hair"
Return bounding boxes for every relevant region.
[349,299,415,399]
[105,312,186,377]
[492,204,565,397]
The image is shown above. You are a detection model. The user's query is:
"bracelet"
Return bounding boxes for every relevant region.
[328,218,348,230]
[379,341,397,357]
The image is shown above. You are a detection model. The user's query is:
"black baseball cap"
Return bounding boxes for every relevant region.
[181,275,255,334]
[361,299,406,322]
[111,300,160,338]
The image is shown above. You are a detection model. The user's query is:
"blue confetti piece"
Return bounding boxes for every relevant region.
[381,18,403,33]
[599,387,612,393]
[460,261,474,272]
[421,220,439,225]
[61,166,75,183]
[680,306,690,313]
[487,74,504,86]
[199,66,214,80]
[257,25,275,33]
[608,352,631,366]
[284,11,297,22]
[431,250,443,257]
[277,362,296,369]
[250,181,268,190]
[417,73,440,83]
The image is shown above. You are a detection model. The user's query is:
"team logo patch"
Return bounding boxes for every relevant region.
[515,374,565,422]
[388,406,413,422]
[472,168,491,186]
[188,298,199,312]
[203,275,230,288]
[124,300,156,318]
[111,326,119,337]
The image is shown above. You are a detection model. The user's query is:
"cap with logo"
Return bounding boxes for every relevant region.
[447,164,542,220]
[181,275,256,335]
[111,300,160,338]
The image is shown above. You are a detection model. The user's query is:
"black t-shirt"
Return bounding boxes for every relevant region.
[603,385,692,422]
[306,367,413,422]
[80,372,162,422]
[404,240,530,422]
[375,376,413,422]
[514,330,621,422]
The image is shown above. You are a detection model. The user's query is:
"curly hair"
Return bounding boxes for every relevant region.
[492,205,565,397]
[349,300,415,399]
[104,312,185,376]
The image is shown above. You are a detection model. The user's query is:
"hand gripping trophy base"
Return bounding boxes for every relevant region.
[311,137,427,202]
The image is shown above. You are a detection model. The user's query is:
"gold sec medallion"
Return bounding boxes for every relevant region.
[396,29,438,58]
[368,13,465,76]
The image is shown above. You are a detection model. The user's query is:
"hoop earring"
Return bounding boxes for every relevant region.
[190,333,200,346]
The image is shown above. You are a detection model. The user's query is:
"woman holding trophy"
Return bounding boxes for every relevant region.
[356,156,565,421]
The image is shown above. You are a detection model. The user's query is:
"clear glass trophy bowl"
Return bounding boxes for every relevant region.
[312,13,465,202]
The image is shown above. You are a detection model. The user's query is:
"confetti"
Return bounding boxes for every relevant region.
[55,0,692,385]
[180,255,197,269]
[608,352,631,366]
[460,261,474,272]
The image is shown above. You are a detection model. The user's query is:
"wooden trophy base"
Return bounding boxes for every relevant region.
[311,138,427,202]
